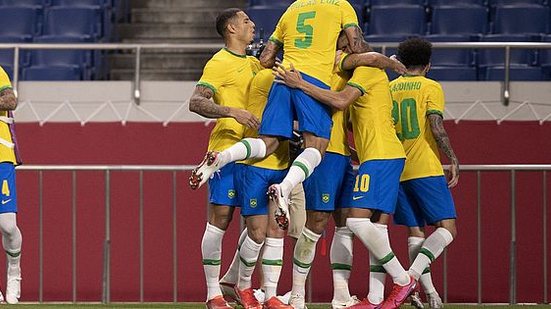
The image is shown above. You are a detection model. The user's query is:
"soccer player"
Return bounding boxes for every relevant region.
[390,37,459,309]
[274,39,417,309]
[190,0,364,230]
[187,8,261,309]
[0,66,22,304]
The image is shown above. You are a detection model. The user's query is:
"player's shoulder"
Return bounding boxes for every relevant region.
[352,66,387,82]
[421,76,444,91]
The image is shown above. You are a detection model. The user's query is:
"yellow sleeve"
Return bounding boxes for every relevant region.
[0,67,12,91]
[335,52,349,73]
[341,0,359,29]
[269,14,284,47]
[346,67,374,96]
[249,56,263,74]
[426,83,445,116]
[197,58,227,94]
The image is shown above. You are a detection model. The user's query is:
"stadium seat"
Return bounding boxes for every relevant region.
[246,6,286,41]
[478,34,537,67]
[430,6,488,36]
[249,0,293,6]
[428,66,478,81]
[493,6,549,35]
[367,5,426,36]
[0,36,31,68]
[482,66,543,81]
[44,6,103,39]
[426,34,475,66]
[50,0,107,6]
[0,0,47,6]
[540,35,551,67]
[369,0,425,5]
[0,6,41,40]
[488,0,546,6]
[428,0,485,6]
[22,65,82,80]
[31,36,94,72]
[363,35,408,56]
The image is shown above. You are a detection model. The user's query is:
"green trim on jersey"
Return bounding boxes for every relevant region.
[339,53,351,72]
[196,81,217,94]
[223,47,247,58]
[347,82,366,96]
[427,109,443,117]
[269,36,283,47]
[0,85,12,93]
[370,265,387,273]
[262,259,283,266]
[331,263,352,271]
[202,259,221,266]
[343,23,358,29]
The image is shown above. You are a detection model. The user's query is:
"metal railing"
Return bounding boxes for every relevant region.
[2,42,551,105]
[15,164,551,304]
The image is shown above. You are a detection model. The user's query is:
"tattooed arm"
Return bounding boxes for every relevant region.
[0,88,16,111]
[259,41,281,69]
[341,52,406,75]
[188,85,260,129]
[428,113,459,188]
[343,25,364,54]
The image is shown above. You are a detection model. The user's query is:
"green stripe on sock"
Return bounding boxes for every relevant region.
[239,255,256,267]
[331,263,352,271]
[241,140,252,159]
[292,161,310,178]
[422,267,431,274]
[419,248,436,262]
[378,252,395,265]
[370,265,387,273]
[202,259,221,266]
[262,259,283,266]
[6,251,20,258]
[293,257,311,269]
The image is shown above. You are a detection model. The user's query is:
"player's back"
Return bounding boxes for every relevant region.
[390,75,445,181]
[271,0,358,86]
[327,70,352,156]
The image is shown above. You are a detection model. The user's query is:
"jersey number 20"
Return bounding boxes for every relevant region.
[295,11,316,49]
[392,98,420,140]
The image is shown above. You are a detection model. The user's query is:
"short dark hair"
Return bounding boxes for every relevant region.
[397,37,432,69]
[216,8,242,38]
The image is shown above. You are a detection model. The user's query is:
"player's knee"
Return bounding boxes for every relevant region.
[209,213,233,230]
[0,221,18,238]
[305,212,330,234]
[247,226,266,244]
[437,220,457,239]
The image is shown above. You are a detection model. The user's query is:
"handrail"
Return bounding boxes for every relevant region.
[6,42,551,106]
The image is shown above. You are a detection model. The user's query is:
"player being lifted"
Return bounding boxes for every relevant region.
[187,8,262,309]
[190,0,364,230]
[391,37,459,309]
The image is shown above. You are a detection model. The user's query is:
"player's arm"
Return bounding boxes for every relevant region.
[273,63,360,111]
[0,88,16,111]
[260,40,282,69]
[343,26,364,54]
[428,113,459,188]
[341,53,406,75]
[188,85,260,129]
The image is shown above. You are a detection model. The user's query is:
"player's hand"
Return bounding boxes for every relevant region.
[273,62,303,89]
[389,55,407,75]
[447,160,459,188]
[229,107,260,129]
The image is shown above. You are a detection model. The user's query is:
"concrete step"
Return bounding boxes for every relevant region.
[132,0,247,9]
[117,23,217,39]
[131,8,219,24]
[110,68,202,81]
[109,53,212,70]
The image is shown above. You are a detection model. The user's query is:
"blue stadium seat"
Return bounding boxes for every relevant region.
[428,0,485,6]
[430,6,488,35]
[0,0,47,6]
[22,65,82,80]
[493,6,549,34]
[363,35,408,56]
[482,66,543,80]
[50,0,107,6]
[0,6,41,40]
[249,0,293,6]
[367,5,426,36]
[478,34,537,66]
[44,6,103,39]
[428,66,478,81]
[489,0,545,6]
[370,0,425,5]
[246,6,286,41]
[0,36,31,68]
[426,34,475,66]
[31,36,93,71]
[540,35,551,67]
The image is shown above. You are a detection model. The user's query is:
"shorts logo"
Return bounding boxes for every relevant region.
[228,190,236,199]
[1,199,11,205]
[250,198,257,208]
[322,194,330,203]
[352,196,364,201]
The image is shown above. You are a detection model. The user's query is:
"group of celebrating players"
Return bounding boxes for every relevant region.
[187,1,459,309]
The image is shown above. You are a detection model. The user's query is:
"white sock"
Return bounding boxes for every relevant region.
[367,224,388,305]
[237,236,264,290]
[330,227,354,304]
[408,236,436,295]
[220,228,248,285]
[219,138,267,167]
[0,213,21,275]
[280,148,322,197]
[346,218,409,286]
[409,228,454,281]
[202,223,226,300]
[262,237,284,299]
[291,227,321,297]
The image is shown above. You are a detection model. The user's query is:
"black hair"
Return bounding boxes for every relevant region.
[397,37,432,69]
[216,8,242,38]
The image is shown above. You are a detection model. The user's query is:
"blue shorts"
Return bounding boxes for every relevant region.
[0,163,16,213]
[394,176,457,227]
[234,163,287,216]
[208,162,239,207]
[259,73,333,140]
[303,152,355,212]
[346,158,405,214]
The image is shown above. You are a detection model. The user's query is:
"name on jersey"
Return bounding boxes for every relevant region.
[391,81,421,93]
[290,0,340,9]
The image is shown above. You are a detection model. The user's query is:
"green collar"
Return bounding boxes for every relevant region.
[224,47,247,58]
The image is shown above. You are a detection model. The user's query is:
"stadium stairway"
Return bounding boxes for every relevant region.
[110,0,247,80]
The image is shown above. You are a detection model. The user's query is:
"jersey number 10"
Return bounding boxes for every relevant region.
[392,98,421,140]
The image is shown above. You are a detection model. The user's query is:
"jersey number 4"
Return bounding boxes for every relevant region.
[295,11,316,49]
[392,98,421,140]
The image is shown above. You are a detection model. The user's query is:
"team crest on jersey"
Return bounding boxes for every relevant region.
[322,193,330,203]
[228,190,236,199]
[250,199,257,208]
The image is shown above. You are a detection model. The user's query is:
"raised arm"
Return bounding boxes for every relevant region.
[188,85,260,129]
[342,53,406,75]
[0,88,16,111]
[428,113,459,188]
[259,40,281,68]
[343,26,364,54]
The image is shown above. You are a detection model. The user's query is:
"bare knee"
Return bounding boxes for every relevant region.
[302,133,329,157]
[246,216,268,243]
[208,205,234,230]
[408,226,426,238]
[305,211,331,235]
[436,219,457,239]
[260,136,280,155]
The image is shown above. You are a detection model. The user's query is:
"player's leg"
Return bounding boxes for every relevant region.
[407,227,427,309]
[219,227,248,302]
[367,213,391,307]
[0,163,21,304]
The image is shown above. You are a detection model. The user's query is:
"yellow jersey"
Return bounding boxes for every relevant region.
[197,48,263,152]
[326,70,351,156]
[390,75,446,181]
[347,67,405,163]
[242,70,290,170]
[0,67,17,165]
[269,0,358,85]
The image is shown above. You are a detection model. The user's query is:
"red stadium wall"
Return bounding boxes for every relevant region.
[10,121,551,303]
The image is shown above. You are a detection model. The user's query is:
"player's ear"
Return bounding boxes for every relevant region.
[227,21,237,35]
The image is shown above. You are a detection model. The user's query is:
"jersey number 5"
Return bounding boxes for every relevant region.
[393,98,420,140]
[295,11,316,49]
